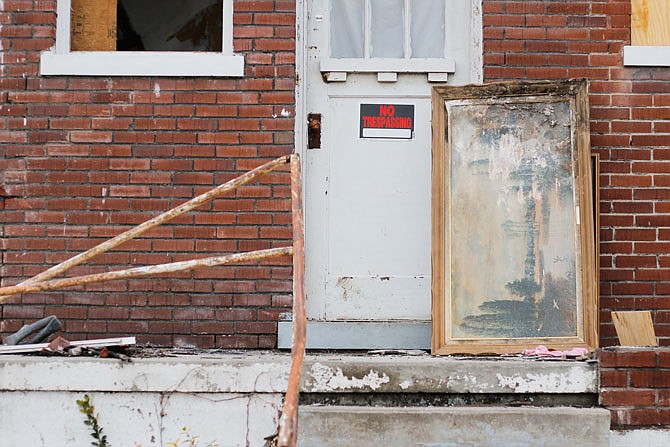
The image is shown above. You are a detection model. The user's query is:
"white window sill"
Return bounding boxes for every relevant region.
[40,51,245,77]
[623,46,670,67]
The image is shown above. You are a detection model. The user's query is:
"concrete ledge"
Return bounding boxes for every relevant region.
[302,355,598,394]
[0,352,598,394]
[298,406,611,447]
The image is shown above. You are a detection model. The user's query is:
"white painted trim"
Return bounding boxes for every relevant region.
[40,51,244,76]
[471,0,484,83]
[295,0,307,158]
[428,72,449,83]
[377,72,398,82]
[320,58,455,74]
[324,71,347,82]
[55,0,70,53]
[623,45,670,66]
[43,0,243,76]
[222,0,234,56]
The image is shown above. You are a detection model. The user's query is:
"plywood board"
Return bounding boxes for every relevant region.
[71,0,117,51]
[632,0,670,46]
[612,311,657,346]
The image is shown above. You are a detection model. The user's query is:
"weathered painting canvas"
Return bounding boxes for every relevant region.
[431,80,598,355]
[448,99,579,339]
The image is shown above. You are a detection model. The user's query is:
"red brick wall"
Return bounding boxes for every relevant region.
[600,347,670,427]
[0,0,296,348]
[483,0,670,347]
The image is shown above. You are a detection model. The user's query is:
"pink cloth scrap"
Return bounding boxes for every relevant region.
[522,345,589,357]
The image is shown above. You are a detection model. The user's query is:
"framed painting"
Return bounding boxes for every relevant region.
[431,80,598,355]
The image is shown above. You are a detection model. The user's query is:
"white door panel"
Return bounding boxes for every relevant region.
[324,96,431,320]
[302,0,479,338]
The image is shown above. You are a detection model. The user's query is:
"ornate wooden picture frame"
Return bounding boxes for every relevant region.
[431,80,598,355]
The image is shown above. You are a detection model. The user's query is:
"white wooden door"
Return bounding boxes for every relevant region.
[300,0,480,347]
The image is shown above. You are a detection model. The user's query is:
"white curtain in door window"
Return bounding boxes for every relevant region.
[370,0,405,58]
[411,0,445,58]
[331,0,365,58]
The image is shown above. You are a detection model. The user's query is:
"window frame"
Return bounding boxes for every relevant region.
[40,0,244,76]
[320,0,456,81]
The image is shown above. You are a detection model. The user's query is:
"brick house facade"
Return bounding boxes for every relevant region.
[1,0,669,430]
[0,0,296,349]
[484,1,670,428]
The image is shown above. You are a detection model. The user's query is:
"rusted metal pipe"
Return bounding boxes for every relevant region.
[0,247,292,298]
[0,155,290,302]
[277,154,306,447]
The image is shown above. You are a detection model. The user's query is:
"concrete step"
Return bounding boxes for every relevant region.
[298,405,611,447]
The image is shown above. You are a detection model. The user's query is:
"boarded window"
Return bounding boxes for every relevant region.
[631,0,670,46]
[70,0,117,51]
[71,0,223,52]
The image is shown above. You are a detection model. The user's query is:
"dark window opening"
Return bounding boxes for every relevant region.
[71,0,223,52]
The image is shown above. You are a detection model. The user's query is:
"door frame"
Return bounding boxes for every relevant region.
[281,0,484,349]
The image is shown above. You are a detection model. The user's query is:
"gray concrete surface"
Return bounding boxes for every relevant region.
[278,320,432,349]
[298,406,611,447]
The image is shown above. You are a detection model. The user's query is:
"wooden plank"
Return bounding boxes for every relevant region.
[577,81,599,351]
[71,0,117,51]
[611,311,658,347]
[0,247,292,297]
[592,153,600,343]
[277,154,306,447]
[0,337,136,355]
[430,86,447,354]
[632,0,670,46]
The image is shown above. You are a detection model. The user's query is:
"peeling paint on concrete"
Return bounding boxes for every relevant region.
[309,363,390,392]
[495,366,593,393]
[1,353,598,395]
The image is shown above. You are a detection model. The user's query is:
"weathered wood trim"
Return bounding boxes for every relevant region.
[431,80,597,355]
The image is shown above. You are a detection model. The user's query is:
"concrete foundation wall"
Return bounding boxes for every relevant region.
[0,391,281,446]
[0,352,602,445]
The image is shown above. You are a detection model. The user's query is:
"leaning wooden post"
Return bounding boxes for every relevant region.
[0,155,291,304]
[277,154,306,447]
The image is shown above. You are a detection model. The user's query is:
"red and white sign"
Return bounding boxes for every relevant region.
[360,104,415,139]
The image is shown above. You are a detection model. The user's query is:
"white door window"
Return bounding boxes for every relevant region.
[331,0,446,59]
[322,0,456,78]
